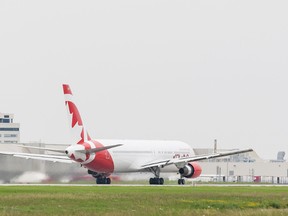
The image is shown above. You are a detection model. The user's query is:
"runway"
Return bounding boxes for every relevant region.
[1,183,288,187]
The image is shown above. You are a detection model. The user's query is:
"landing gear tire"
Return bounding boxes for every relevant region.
[149,177,164,185]
[96,177,111,184]
[178,179,185,185]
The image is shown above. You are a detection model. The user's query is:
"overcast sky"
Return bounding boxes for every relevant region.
[1,1,288,160]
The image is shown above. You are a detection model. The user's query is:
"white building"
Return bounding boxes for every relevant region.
[194,148,288,184]
[0,113,20,144]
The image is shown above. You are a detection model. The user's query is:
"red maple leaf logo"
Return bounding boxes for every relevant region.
[67,101,83,128]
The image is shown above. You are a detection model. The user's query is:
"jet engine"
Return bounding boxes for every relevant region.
[179,162,202,178]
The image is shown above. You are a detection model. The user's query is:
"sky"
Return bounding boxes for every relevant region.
[0,0,288,160]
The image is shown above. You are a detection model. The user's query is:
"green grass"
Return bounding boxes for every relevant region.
[0,186,287,215]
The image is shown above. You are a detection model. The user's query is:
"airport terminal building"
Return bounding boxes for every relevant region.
[194,148,288,184]
[0,113,20,144]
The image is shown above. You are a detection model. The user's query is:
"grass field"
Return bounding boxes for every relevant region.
[0,185,287,216]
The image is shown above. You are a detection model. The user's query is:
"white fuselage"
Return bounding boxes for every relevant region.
[97,139,194,173]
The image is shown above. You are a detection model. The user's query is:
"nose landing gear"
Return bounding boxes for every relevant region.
[178,178,185,185]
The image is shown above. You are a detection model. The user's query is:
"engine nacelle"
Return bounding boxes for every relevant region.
[179,162,202,178]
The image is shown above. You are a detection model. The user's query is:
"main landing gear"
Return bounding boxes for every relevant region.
[88,170,111,185]
[147,166,186,185]
[96,177,111,185]
[149,177,164,185]
[148,167,165,185]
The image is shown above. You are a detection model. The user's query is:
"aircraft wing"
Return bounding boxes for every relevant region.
[141,148,253,169]
[0,151,73,163]
[0,144,122,163]
[17,142,70,147]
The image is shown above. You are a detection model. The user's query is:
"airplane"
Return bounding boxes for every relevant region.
[0,84,253,185]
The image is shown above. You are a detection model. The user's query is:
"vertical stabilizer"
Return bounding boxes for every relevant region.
[63,84,91,144]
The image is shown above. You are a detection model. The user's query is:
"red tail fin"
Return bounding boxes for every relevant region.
[63,84,91,144]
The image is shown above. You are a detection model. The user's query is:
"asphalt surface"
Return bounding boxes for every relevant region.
[1,183,288,187]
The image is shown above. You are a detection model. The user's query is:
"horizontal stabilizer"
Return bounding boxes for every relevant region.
[18,145,65,154]
[0,151,73,163]
[75,144,123,154]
